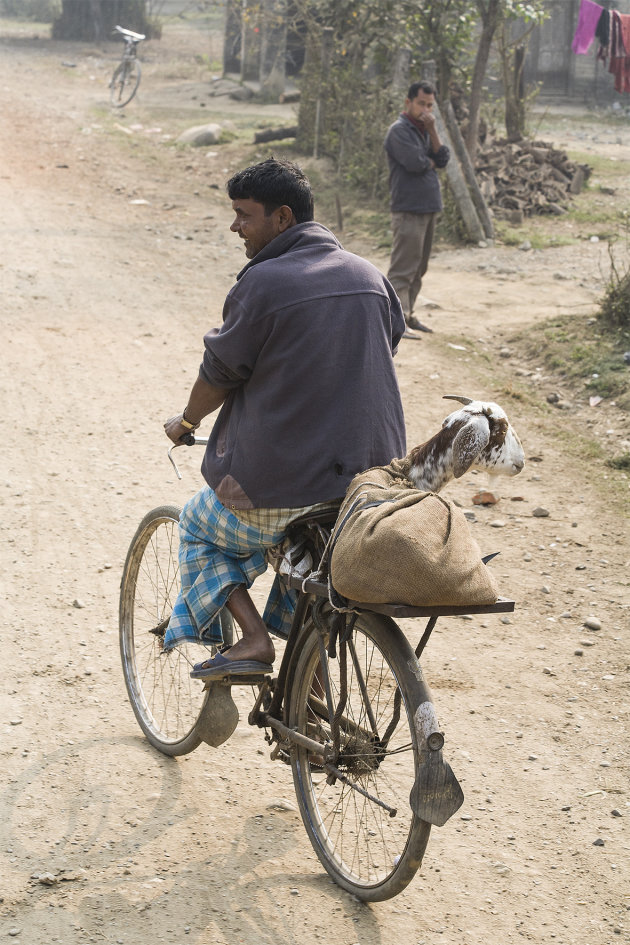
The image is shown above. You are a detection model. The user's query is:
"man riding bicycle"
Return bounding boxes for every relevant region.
[164,158,406,679]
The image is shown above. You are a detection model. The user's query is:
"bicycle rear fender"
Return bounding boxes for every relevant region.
[410,748,464,827]
[409,681,464,827]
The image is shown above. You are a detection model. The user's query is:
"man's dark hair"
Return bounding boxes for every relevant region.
[407,80,436,100]
[227,158,314,223]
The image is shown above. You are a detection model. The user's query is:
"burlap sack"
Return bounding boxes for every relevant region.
[328,462,499,607]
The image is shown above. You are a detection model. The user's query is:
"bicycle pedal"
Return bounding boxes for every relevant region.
[223,672,271,686]
[204,672,270,688]
[269,741,291,765]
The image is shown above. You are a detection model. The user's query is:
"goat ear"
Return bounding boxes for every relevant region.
[452,417,490,478]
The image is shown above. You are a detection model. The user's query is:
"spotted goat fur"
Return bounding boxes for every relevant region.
[402,395,525,493]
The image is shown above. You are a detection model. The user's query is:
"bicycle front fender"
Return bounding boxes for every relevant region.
[194,682,239,748]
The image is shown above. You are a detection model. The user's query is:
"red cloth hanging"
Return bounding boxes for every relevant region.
[608,11,630,94]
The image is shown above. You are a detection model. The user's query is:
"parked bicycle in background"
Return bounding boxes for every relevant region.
[109,25,144,108]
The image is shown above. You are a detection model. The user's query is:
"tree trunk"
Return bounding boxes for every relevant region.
[311,26,334,159]
[443,101,494,240]
[88,0,103,41]
[240,0,261,82]
[259,0,287,100]
[504,44,526,142]
[391,48,411,96]
[465,0,501,162]
[434,103,486,244]
[53,0,154,42]
[223,0,242,75]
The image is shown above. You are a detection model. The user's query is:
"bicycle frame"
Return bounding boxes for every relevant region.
[123,41,137,62]
[122,436,518,898]
[109,26,144,108]
[169,435,515,827]
[195,532,513,828]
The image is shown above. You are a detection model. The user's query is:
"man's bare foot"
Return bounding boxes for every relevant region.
[220,585,276,665]
[221,636,275,665]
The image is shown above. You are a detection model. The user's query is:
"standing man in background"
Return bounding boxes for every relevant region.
[384,80,450,339]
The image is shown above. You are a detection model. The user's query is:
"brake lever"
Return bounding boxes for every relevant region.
[168,443,185,480]
[167,434,208,480]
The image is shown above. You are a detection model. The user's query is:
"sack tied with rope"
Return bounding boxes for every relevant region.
[328,461,499,608]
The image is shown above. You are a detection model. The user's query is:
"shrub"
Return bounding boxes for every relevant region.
[598,221,630,332]
[598,267,630,332]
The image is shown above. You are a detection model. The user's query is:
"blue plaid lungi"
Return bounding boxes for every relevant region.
[163,487,297,651]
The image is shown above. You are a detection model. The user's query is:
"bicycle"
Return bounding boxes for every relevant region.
[109,25,145,108]
[119,437,515,901]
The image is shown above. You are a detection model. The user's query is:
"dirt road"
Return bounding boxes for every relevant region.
[1,21,628,945]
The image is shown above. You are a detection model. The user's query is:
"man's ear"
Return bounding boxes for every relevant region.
[276,205,296,232]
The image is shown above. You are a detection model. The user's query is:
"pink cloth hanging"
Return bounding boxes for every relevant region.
[572,0,604,54]
[609,11,630,94]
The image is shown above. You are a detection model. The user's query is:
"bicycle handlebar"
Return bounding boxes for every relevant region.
[167,434,208,480]
[113,25,146,42]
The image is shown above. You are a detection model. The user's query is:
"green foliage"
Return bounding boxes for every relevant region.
[607,452,630,470]
[516,314,630,409]
[1,0,60,19]
[294,0,550,230]
[401,0,478,92]
[294,0,481,201]
[598,268,630,332]
[502,0,547,25]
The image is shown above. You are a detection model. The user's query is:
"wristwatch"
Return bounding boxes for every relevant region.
[180,408,199,431]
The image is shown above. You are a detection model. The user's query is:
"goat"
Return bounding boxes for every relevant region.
[401,395,525,493]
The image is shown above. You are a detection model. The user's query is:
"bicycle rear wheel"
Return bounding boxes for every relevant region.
[288,612,431,901]
[110,58,141,107]
[119,505,213,756]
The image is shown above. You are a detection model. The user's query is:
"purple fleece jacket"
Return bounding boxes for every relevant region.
[384,114,450,214]
[199,222,406,509]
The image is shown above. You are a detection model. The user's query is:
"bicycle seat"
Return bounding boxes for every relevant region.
[114,25,145,40]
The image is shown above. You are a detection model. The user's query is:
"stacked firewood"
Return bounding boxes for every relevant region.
[474,139,591,222]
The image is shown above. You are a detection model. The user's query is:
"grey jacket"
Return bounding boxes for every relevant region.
[199,222,406,509]
[384,114,450,214]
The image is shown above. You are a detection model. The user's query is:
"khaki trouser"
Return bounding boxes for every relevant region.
[387,211,437,319]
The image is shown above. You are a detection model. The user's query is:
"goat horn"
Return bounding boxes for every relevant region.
[443,394,473,406]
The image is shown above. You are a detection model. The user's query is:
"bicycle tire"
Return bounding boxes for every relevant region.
[288,611,431,901]
[110,58,141,107]
[119,505,213,756]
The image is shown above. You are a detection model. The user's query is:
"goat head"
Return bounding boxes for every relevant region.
[407,398,524,493]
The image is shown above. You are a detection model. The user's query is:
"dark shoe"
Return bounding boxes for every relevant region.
[406,315,433,333]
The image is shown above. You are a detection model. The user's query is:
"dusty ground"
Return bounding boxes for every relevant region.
[1,17,629,945]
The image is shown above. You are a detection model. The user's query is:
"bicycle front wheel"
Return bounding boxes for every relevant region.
[119,505,213,756]
[288,612,431,901]
[110,58,141,107]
